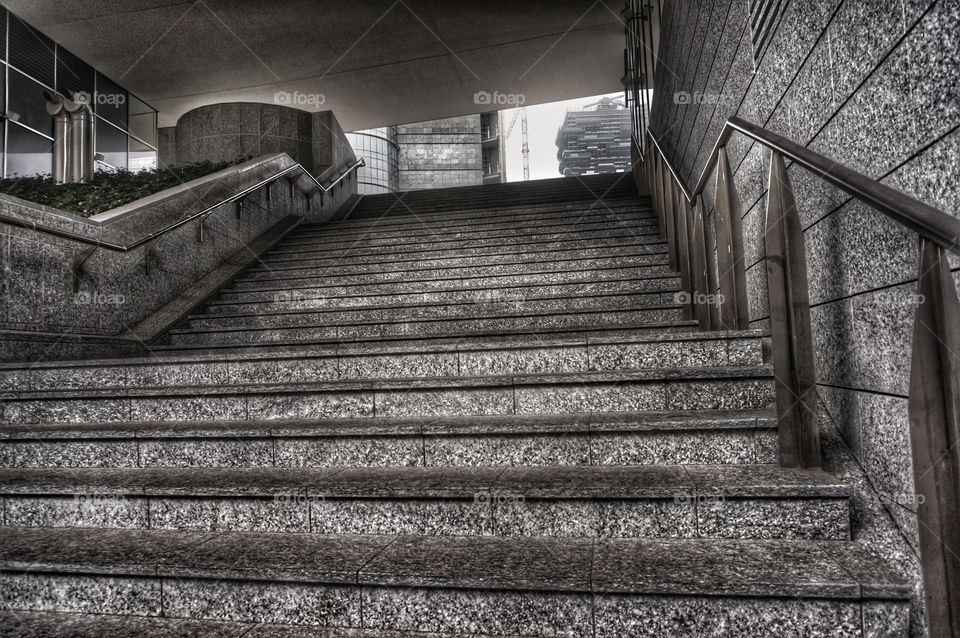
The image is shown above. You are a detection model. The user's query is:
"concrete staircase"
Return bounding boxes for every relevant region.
[0,174,909,636]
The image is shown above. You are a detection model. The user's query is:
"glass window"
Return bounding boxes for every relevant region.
[95,119,127,170]
[6,122,51,177]
[8,69,53,137]
[128,138,157,172]
[0,9,7,62]
[127,94,157,146]
[94,72,127,130]
[9,14,55,87]
[56,45,95,103]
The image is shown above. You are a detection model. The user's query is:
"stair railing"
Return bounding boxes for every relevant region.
[0,156,364,291]
[640,116,960,635]
[0,157,365,253]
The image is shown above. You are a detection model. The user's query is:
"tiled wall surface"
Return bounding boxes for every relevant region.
[650,1,960,635]
[398,115,483,190]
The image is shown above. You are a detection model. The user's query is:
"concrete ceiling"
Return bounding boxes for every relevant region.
[8,0,629,130]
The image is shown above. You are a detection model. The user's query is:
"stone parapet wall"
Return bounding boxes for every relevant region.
[650,2,960,635]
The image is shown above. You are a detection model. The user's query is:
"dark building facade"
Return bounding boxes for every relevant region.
[555,98,631,176]
[0,7,157,178]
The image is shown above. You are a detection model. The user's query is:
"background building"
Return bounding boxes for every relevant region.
[555,97,631,176]
[395,115,482,191]
[0,7,158,178]
[348,112,504,192]
[344,126,399,194]
[480,111,506,184]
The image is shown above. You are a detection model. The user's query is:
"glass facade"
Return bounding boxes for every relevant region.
[0,7,158,178]
[345,127,399,195]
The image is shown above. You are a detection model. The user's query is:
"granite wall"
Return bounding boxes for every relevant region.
[398,115,483,190]
[175,103,315,170]
[158,127,176,169]
[0,151,350,364]
[650,1,960,635]
[170,104,357,211]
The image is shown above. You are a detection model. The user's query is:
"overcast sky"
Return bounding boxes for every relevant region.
[500,91,625,182]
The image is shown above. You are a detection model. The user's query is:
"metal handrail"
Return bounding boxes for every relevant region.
[647,117,960,255]
[0,157,365,252]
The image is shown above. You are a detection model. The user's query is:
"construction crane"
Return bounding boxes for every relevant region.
[502,107,530,181]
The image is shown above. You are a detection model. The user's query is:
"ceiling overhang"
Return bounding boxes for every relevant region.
[7,0,630,130]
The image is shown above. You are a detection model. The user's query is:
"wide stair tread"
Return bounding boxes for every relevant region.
[0,408,780,470]
[0,610,462,638]
[0,525,906,597]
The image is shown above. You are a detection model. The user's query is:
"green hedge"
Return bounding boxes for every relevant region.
[0,160,242,217]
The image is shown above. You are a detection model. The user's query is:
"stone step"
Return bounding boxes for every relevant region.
[168,306,686,346]
[0,366,775,425]
[319,198,650,234]
[0,408,778,469]
[152,319,701,356]
[258,241,666,273]
[347,187,640,215]
[284,211,658,246]
[263,235,668,265]
[348,182,640,218]
[227,265,677,295]
[0,527,910,636]
[1,330,765,391]
[0,610,467,638]
[272,226,662,255]
[186,294,683,332]
[295,201,654,232]
[208,275,673,313]
[218,268,675,302]
[347,185,641,218]
[241,255,673,286]
[0,464,850,540]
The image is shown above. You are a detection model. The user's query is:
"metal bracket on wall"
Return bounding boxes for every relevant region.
[71,245,97,294]
[196,214,213,243]
[236,198,243,220]
[140,248,159,276]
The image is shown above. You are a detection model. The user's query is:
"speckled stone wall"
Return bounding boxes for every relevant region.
[157,127,176,169]
[650,1,960,635]
[175,103,314,170]
[398,115,483,190]
[0,153,346,363]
